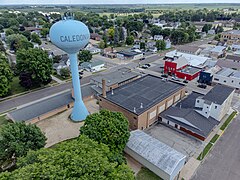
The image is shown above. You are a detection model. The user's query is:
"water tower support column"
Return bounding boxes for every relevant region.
[69,53,89,121]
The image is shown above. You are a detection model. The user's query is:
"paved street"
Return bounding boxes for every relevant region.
[192,95,240,180]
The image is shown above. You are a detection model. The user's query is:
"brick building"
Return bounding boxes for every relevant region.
[164,57,202,81]
[99,75,185,130]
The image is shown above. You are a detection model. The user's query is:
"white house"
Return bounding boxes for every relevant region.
[81,60,105,72]
[195,84,234,121]
[154,35,163,41]
[213,67,240,89]
[165,39,171,49]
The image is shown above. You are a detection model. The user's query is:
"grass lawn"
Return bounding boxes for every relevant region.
[197,142,213,161]
[220,111,237,131]
[136,167,162,180]
[0,115,9,128]
[9,76,26,95]
[210,134,220,144]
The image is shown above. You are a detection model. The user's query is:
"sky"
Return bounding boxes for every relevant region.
[1,0,240,5]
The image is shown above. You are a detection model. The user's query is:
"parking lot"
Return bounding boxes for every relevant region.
[144,123,203,161]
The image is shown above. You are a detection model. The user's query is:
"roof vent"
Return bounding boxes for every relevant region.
[133,107,136,113]
[140,103,143,108]
[108,80,111,83]
[111,89,114,95]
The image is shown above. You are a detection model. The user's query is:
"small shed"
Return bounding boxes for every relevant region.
[125,130,186,180]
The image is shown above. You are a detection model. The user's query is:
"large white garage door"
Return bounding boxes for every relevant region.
[175,94,181,103]
[167,99,173,108]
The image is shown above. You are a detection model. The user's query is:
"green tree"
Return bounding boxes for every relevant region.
[78,50,92,64]
[16,48,52,87]
[0,123,46,168]
[0,54,13,97]
[0,40,6,52]
[5,28,14,36]
[80,109,130,152]
[214,34,221,41]
[0,135,134,179]
[140,42,145,50]
[40,28,49,38]
[156,40,166,50]
[202,24,212,33]
[125,35,134,45]
[59,68,70,78]
[6,34,33,51]
[20,31,31,41]
[107,28,115,41]
[30,33,42,45]
[98,40,105,49]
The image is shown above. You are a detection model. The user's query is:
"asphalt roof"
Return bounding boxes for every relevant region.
[102,75,185,115]
[203,84,235,105]
[91,67,140,87]
[9,91,73,122]
[117,51,141,57]
[226,55,240,62]
[161,92,219,138]
[8,84,95,122]
[125,130,186,176]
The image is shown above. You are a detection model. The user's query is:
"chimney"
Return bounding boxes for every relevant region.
[102,79,106,98]
[140,103,143,108]
[133,107,136,113]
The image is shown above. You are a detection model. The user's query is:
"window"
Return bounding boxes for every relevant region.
[224,80,226,83]
[197,100,199,103]
[215,106,217,109]
[134,117,137,120]
[205,112,207,114]
[207,106,208,108]
[232,80,234,83]
[99,99,102,101]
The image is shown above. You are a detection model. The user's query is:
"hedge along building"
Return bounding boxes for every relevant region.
[99,75,186,130]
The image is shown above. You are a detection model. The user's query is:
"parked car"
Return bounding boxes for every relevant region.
[144,63,151,67]
[140,57,145,60]
[141,65,148,69]
[197,84,207,89]
[79,71,84,75]
[183,80,188,83]
[161,74,168,78]
[79,75,83,79]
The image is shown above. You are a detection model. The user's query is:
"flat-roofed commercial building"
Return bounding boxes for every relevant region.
[91,68,141,93]
[221,30,240,44]
[213,67,240,89]
[125,130,186,180]
[99,75,185,130]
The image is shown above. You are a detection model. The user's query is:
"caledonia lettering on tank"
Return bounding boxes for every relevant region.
[60,34,89,42]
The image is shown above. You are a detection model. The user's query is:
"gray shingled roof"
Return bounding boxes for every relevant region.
[8,84,95,122]
[91,67,140,87]
[103,75,185,115]
[9,91,73,122]
[203,84,235,105]
[161,92,219,138]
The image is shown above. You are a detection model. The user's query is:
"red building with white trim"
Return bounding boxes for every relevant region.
[164,57,202,81]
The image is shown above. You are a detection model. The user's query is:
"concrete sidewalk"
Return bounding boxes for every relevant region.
[51,75,65,84]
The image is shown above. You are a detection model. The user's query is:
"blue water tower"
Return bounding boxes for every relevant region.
[49,15,90,121]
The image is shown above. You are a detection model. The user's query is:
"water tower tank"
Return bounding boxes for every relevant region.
[50,17,90,121]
